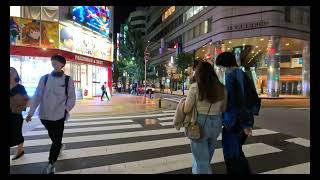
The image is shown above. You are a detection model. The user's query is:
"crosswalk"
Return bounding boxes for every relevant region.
[10,111,310,174]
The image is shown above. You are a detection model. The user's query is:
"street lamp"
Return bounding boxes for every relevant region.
[144,41,154,99]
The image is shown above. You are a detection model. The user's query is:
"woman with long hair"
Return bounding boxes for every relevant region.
[184,61,227,174]
[10,67,29,160]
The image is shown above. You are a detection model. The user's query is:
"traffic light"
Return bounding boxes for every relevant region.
[274,75,279,81]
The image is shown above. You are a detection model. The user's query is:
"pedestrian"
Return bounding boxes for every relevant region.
[101,82,110,101]
[26,55,76,174]
[10,67,29,160]
[130,83,133,94]
[183,61,227,174]
[216,52,256,174]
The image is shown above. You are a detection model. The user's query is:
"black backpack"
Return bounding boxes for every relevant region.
[240,71,261,115]
[101,85,105,91]
[44,74,70,96]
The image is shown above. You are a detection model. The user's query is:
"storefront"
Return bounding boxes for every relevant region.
[10,15,113,99]
[194,35,308,96]
[10,46,112,99]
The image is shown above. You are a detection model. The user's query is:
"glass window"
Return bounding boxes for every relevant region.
[64,62,71,75]
[203,20,209,34]
[194,6,203,15]
[296,8,304,24]
[22,6,41,19]
[163,6,175,21]
[41,6,59,22]
[285,6,291,22]
[188,28,194,41]
[183,32,189,42]
[194,24,200,38]
[185,7,194,21]
[10,6,21,17]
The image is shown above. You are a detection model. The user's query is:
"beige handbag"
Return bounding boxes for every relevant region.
[185,98,212,140]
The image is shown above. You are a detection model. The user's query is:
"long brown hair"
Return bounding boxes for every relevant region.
[194,62,225,103]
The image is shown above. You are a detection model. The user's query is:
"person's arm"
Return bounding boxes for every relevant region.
[27,76,45,117]
[184,84,196,113]
[66,77,76,112]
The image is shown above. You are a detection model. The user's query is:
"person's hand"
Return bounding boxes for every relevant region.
[26,115,32,123]
[243,127,253,136]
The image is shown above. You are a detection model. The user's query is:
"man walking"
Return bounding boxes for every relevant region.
[101,82,110,101]
[26,55,76,174]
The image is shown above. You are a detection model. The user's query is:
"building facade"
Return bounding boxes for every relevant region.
[145,6,310,97]
[10,6,114,99]
[128,7,147,36]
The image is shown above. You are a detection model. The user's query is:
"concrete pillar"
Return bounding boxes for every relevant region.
[214,41,225,84]
[266,36,281,97]
[302,41,310,97]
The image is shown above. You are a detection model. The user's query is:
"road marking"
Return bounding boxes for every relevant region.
[163,98,180,103]
[57,143,281,174]
[22,128,183,147]
[23,124,142,136]
[158,117,174,121]
[35,119,134,128]
[10,137,190,166]
[260,162,310,174]
[162,110,176,113]
[291,108,310,110]
[67,113,175,122]
[285,138,310,147]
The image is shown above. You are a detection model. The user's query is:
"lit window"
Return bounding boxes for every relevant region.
[204,20,208,34]
[162,6,175,21]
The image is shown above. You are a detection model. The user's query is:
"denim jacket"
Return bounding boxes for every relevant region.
[222,68,254,131]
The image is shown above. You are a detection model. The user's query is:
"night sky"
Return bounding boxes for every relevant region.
[113,6,137,37]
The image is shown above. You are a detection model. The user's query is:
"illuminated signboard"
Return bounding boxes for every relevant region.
[72,6,111,37]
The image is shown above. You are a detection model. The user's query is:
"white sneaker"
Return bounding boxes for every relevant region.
[59,144,66,157]
[46,163,56,174]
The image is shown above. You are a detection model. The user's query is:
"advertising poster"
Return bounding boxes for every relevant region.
[21,18,41,47]
[73,32,95,57]
[10,17,22,45]
[59,25,74,52]
[72,6,111,37]
[41,21,59,48]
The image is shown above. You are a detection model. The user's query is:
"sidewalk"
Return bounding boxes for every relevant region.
[155,88,309,108]
[69,93,170,117]
[156,88,309,99]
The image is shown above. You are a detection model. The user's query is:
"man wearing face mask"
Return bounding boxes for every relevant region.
[26,55,76,174]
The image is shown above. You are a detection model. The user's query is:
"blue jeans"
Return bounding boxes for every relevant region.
[190,113,222,174]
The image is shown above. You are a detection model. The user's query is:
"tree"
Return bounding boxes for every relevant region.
[117,23,146,89]
[174,52,194,95]
[155,64,167,92]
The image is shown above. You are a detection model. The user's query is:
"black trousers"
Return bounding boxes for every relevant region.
[41,117,65,164]
[101,91,110,100]
[224,130,252,175]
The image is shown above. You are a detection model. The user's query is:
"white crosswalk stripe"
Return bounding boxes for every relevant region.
[163,98,180,103]
[35,119,134,128]
[10,112,310,174]
[162,110,176,113]
[23,124,142,136]
[260,163,310,174]
[58,143,281,174]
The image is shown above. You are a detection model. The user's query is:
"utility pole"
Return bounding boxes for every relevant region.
[144,41,153,102]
